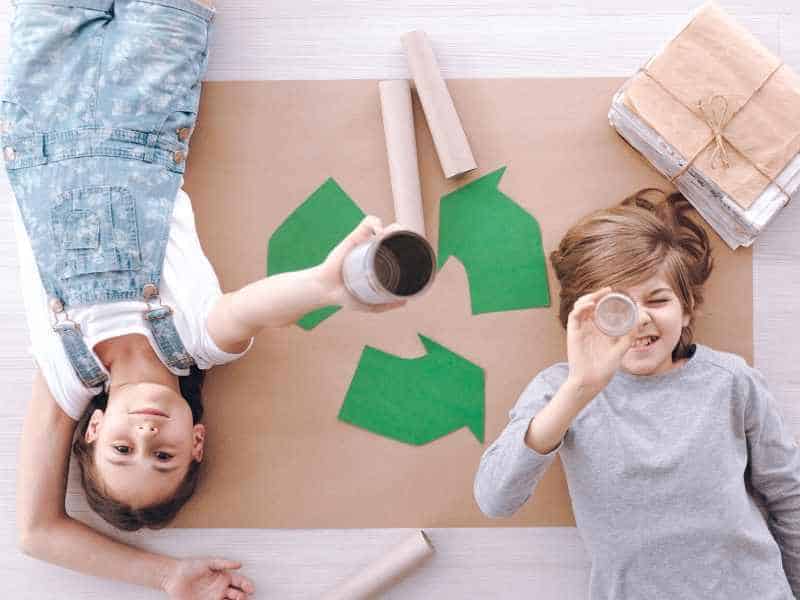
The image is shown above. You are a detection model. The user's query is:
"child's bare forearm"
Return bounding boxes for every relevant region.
[20,517,176,592]
[231,266,332,329]
[524,378,600,453]
[208,266,332,348]
[17,372,179,593]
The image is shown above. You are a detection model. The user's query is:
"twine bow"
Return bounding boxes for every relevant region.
[638,65,791,204]
[698,94,731,170]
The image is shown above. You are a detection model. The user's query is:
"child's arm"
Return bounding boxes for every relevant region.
[206,216,402,353]
[475,287,636,517]
[17,371,254,599]
[474,372,585,517]
[742,366,800,596]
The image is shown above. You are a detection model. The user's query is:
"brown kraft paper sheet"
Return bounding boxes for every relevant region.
[176,78,752,528]
[622,1,800,209]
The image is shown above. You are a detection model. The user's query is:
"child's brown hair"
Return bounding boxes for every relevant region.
[71,367,205,531]
[549,188,714,360]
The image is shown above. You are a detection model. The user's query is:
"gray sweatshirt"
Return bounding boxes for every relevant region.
[474,343,800,599]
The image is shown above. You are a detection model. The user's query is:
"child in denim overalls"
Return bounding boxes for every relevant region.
[4,1,400,597]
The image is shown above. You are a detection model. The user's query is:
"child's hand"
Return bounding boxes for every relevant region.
[316,216,407,313]
[162,558,254,600]
[566,287,637,394]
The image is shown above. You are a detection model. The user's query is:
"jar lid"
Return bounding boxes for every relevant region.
[594,292,637,337]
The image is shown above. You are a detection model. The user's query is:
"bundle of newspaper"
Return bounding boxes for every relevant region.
[608,1,800,249]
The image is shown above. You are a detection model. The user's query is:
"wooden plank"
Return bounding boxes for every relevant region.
[0,2,796,597]
[201,14,780,80]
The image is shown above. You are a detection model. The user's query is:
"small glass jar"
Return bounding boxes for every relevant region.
[594,291,638,337]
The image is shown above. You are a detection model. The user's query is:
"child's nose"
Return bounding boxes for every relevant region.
[136,423,159,435]
[635,303,653,325]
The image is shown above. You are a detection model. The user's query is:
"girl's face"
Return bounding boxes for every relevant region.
[616,271,691,377]
[84,383,205,508]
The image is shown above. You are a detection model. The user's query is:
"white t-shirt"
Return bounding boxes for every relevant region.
[12,182,252,420]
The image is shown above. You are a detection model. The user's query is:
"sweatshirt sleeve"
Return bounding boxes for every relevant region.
[474,368,565,518]
[741,364,800,595]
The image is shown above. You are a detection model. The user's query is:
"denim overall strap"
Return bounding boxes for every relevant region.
[143,285,195,370]
[53,322,109,388]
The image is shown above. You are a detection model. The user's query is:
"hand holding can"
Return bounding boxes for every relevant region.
[342,230,436,305]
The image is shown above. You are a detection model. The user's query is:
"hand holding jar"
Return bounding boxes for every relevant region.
[565,287,639,394]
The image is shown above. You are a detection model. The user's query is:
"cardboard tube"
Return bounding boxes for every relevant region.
[379,80,425,236]
[401,30,477,179]
[322,530,435,600]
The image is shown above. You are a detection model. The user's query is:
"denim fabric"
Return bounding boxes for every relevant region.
[2,0,215,383]
[54,322,109,387]
[145,306,195,370]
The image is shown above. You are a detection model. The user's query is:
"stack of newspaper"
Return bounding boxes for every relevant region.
[609,83,799,250]
[608,1,800,250]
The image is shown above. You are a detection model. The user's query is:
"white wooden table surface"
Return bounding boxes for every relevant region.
[0,1,798,597]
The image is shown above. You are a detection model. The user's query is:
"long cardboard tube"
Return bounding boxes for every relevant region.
[379,80,426,236]
[401,30,477,179]
[321,530,435,599]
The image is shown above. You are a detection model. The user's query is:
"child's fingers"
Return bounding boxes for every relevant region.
[230,573,255,594]
[569,287,615,327]
[568,299,597,328]
[330,216,383,260]
[572,287,612,311]
[368,300,407,313]
[350,215,383,243]
[224,587,248,600]
[209,558,241,571]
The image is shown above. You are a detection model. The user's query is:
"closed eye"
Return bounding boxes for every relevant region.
[650,299,668,304]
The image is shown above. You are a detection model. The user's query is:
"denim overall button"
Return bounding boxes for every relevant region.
[3,146,15,160]
[143,283,159,299]
[173,150,185,163]
[177,127,191,141]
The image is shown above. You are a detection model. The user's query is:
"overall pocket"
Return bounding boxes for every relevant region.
[51,185,142,279]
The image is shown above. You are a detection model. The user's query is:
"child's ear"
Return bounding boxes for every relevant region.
[192,424,206,462]
[84,409,104,443]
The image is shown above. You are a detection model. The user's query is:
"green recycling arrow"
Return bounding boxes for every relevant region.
[338,335,485,445]
[438,167,550,315]
[267,178,365,330]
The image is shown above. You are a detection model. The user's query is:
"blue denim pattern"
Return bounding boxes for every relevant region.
[54,322,109,387]
[2,0,214,383]
[145,306,195,370]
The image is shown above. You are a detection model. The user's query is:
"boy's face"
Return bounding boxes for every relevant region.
[616,270,691,377]
[84,383,205,508]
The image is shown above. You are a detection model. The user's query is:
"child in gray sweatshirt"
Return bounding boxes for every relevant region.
[474,189,800,600]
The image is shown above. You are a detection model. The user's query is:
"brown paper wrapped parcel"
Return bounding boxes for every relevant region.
[608,1,800,249]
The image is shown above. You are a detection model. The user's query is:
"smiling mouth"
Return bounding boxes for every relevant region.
[631,336,659,350]
[129,408,169,418]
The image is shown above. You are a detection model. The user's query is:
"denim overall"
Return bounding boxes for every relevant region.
[1,0,216,387]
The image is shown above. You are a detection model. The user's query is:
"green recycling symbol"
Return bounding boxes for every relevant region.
[267,168,550,445]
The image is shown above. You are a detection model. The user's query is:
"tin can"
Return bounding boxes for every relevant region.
[342,230,436,305]
[594,291,638,337]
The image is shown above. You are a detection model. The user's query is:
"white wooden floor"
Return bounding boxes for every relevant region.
[1,0,799,597]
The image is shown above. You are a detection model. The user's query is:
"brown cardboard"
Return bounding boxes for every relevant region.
[321,531,434,599]
[178,78,753,528]
[402,31,478,179]
[379,80,426,236]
